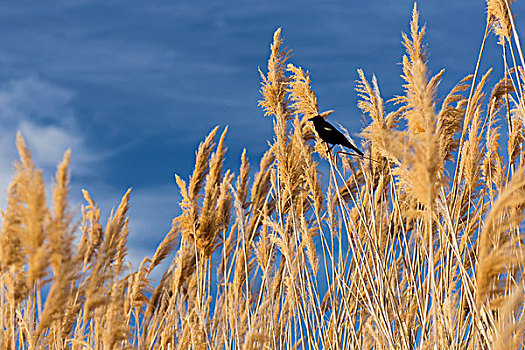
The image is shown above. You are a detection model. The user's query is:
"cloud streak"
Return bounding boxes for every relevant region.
[0,76,181,277]
[0,77,104,207]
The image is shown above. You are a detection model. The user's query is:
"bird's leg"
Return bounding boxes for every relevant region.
[325,143,337,164]
[328,144,337,164]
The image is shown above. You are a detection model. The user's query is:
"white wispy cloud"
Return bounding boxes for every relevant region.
[0,76,180,279]
[0,77,95,204]
[18,121,82,166]
[0,77,74,124]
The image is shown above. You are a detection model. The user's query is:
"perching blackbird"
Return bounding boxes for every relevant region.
[309,114,363,156]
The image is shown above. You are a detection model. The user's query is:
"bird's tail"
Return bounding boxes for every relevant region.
[343,140,364,156]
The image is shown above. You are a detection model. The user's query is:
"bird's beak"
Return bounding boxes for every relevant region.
[308,117,315,121]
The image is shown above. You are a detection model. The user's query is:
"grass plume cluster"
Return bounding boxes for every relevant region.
[1,2,525,349]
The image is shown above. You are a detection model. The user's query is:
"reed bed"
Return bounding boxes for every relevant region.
[1,1,525,349]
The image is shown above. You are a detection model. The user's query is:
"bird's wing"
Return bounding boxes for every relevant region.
[338,127,358,146]
[321,122,337,132]
[334,122,364,156]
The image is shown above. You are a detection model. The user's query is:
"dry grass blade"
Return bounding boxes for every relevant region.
[487,0,515,44]
[259,28,292,119]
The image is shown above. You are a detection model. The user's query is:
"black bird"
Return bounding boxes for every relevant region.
[309,113,363,156]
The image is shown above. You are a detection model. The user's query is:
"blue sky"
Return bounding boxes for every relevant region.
[0,1,523,268]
